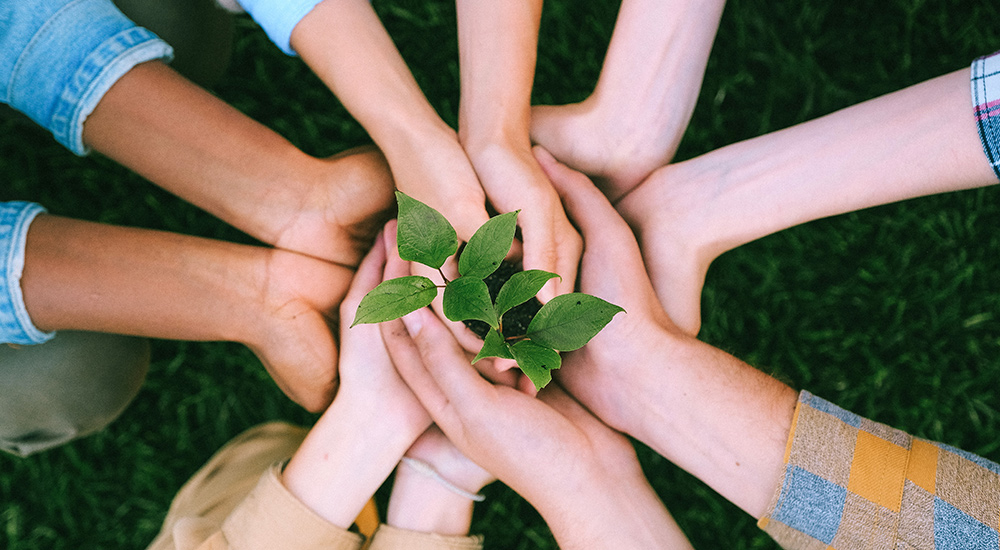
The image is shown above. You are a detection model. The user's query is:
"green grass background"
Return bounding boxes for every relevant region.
[2,0,1000,547]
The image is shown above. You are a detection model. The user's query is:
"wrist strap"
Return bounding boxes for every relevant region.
[400,457,486,502]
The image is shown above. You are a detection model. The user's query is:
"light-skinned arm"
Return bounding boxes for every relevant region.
[289,0,490,245]
[531,0,726,200]
[281,231,431,525]
[379,221,691,548]
[535,147,797,518]
[20,215,350,411]
[455,0,581,301]
[81,60,395,268]
[385,427,492,538]
[617,67,1000,334]
[382,305,692,549]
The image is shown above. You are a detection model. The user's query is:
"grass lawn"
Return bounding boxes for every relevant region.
[2,0,999,548]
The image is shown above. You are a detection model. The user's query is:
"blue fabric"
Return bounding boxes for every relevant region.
[934,498,998,550]
[769,465,847,544]
[0,0,173,154]
[0,202,54,345]
[236,0,325,55]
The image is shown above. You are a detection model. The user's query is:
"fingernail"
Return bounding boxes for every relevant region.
[402,308,424,335]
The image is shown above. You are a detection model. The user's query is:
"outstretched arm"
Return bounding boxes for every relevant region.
[289,0,490,245]
[618,66,1000,334]
[82,60,395,268]
[455,0,580,301]
[535,148,796,517]
[20,214,351,411]
[531,0,725,200]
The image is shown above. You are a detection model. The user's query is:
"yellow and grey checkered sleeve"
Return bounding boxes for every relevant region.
[758,391,1000,549]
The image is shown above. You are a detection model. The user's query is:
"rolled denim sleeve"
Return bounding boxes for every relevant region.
[0,202,54,345]
[236,0,325,55]
[0,0,173,155]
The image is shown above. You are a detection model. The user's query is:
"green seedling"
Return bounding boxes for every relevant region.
[352,191,624,390]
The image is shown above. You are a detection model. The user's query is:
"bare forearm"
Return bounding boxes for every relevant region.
[542,460,691,549]
[81,61,316,246]
[674,68,999,258]
[283,398,425,528]
[386,466,476,536]
[456,0,543,151]
[620,335,796,518]
[20,215,264,344]
[591,0,724,152]
[291,0,452,152]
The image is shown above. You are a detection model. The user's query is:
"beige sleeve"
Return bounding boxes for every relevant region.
[147,422,362,550]
[366,524,483,550]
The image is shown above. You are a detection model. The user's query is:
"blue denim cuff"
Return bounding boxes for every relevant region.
[972,50,1000,181]
[1,0,173,155]
[0,202,54,345]
[238,0,325,55]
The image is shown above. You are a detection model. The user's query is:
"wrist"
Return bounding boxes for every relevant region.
[283,399,419,528]
[387,461,478,536]
[538,460,676,548]
[376,116,463,168]
[458,112,532,158]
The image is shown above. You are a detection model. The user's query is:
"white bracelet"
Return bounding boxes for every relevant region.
[400,457,486,502]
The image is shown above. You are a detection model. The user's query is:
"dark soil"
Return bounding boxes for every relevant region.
[463,260,542,340]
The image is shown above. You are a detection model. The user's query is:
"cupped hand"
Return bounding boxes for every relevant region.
[468,144,582,302]
[390,133,492,246]
[532,146,682,437]
[380,305,690,548]
[380,305,632,511]
[334,230,431,433]
[245,248,351,412]
[272,146,396,268]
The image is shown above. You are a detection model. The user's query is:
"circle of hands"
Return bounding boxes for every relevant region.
[277,140,697,547]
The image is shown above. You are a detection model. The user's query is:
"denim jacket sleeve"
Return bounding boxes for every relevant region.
[0,0,173,155]
[0,202,54,345]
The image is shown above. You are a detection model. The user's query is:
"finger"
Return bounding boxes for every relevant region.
[381,316,452,422]
[517,212,565,303]
[399,308,493,412]
[533,145,637,254]
[341,230,387,316]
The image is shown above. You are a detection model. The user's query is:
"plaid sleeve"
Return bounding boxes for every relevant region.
[972,50,1000,181]
[758,391,1000,549]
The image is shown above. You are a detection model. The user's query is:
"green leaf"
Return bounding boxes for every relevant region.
[473,329,513,363]
[525,293,625,351]
[395,191,458,269]
[458,210,519,278]
[351,276,438,326]
[442,276,498,328]
[495,270,560,317]
[510,340,561,391]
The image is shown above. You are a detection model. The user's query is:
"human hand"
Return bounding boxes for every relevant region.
[529,0,724,202]
[388,130,493,247]
[530,147,683,435]
[281,229,431,527]
[464,143,582,302]
[537,147,798,518]
[380,307,690,548]
[386,426,493,536]
[271,146,396,268]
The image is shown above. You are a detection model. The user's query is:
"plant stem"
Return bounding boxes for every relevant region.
[437,268,450,284]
